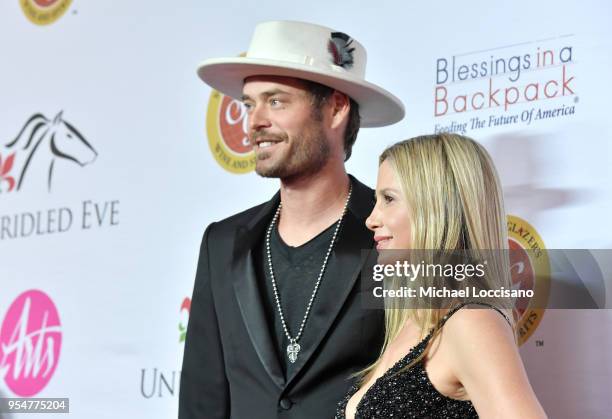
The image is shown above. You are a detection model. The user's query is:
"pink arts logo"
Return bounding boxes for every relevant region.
[0,290,62,396]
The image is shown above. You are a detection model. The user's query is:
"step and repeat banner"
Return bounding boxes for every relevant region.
[1,1,611,418]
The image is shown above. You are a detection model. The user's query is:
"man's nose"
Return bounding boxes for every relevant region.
[248,104,271,133]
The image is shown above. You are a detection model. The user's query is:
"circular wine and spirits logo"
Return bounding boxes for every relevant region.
[507,215,551,345]
[20,0,72,26]
[206,90,255,174]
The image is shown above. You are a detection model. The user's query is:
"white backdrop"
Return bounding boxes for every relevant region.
[1,0,611,418]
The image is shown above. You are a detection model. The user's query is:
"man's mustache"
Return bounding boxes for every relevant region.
[248,130,289,144]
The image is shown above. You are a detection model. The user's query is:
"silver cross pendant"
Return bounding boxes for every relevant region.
[287,341,301,364]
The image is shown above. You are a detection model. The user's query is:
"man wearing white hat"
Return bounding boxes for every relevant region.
[180,20,404,419]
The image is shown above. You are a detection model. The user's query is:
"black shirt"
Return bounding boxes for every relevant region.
[255,220,338,379]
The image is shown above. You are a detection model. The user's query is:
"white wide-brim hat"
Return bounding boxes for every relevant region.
[197,20,405,127]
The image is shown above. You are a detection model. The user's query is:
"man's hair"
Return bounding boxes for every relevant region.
[303,80,361,161]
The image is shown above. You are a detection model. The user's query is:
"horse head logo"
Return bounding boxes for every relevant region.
[0,111,97,193]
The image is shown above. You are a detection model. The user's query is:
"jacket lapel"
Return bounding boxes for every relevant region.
[231,192,286,389]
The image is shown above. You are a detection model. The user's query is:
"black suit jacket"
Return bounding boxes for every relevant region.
[179,176,384,419]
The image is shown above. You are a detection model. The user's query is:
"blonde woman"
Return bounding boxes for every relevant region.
[336,134,546,418]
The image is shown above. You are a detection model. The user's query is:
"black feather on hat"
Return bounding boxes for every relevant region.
[328,32,355,69]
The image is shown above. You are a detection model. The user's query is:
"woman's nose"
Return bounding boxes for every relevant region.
[365,204,381,231]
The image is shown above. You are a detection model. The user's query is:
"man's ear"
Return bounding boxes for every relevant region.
[329,91,351,130]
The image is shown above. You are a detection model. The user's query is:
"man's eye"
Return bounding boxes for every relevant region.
[270,98,281,106]
[243,103,253,111]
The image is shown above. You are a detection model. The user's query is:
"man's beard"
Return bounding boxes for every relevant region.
[253,123,331,180]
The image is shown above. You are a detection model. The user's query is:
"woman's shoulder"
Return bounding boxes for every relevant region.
[434,308,547,418]
[441,303,515,346]
[437,303,517,376]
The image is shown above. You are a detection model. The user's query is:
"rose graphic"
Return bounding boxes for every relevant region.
[0,152,16,193]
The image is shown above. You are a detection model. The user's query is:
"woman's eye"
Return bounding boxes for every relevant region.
[384,194,394,203]
[243,103,253,111]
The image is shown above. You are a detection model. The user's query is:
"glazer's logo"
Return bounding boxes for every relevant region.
[178,297,191,343]
[0,290,62,397]
[507,215,551,345]
[20,0,72,26]
[0,112,97,194]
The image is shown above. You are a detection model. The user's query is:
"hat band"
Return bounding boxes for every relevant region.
[245,51,354,76]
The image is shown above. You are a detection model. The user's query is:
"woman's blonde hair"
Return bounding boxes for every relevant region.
[358,133,515,383]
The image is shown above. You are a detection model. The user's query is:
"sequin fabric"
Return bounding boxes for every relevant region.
[335,303,509,419]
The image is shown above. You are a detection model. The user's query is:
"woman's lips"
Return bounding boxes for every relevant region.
[374,236,393,250]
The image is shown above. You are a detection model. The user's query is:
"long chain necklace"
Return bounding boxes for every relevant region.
[266,185,353,364]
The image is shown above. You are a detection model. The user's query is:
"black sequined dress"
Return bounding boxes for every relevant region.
[335,302,511,419]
